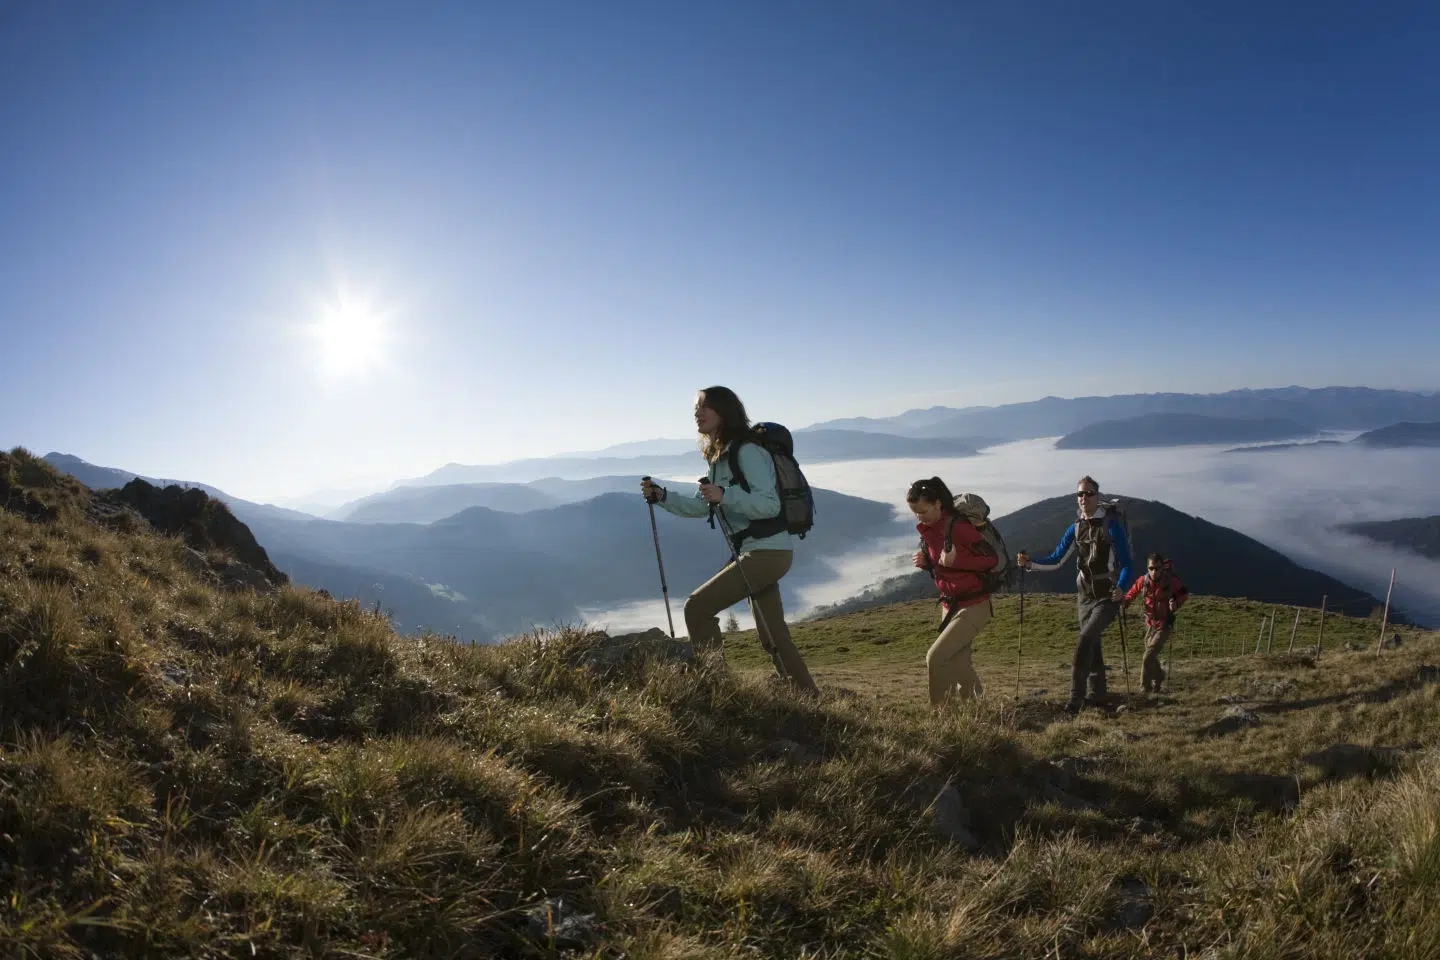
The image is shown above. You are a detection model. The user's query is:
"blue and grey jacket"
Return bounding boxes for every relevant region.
[1028,506,1133,600]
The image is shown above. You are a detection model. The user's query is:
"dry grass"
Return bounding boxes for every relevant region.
[3,447,1439,958]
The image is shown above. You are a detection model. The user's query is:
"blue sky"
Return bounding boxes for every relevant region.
[2,1,1437,502]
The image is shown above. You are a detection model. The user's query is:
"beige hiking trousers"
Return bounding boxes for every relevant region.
[927,599,993,707]
[1142,624,1172,692]
[684,550,817,692]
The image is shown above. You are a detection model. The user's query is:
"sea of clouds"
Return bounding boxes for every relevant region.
[581,436,1440,633]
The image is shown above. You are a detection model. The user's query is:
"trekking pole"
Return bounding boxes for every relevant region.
[641,477,676,639]
[712,503,785,677]
[1014,568,1025,698]
[1117,603,1132,695]
[1167,618,1177,680]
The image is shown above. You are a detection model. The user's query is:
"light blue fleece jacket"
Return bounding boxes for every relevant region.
[656,441,792,553]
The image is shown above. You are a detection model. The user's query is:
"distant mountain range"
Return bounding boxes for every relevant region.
[1342,516,1440,560]
[805,387,1440,442]
[1054,414,1315,449]
[398,429,982,486]
[1351,421,1440,448]
[377,388,1440,489]
[811,494,1380,620]
[339,475,659,523]
[43,452,906,642]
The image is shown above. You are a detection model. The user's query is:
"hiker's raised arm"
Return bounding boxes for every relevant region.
[1122,576,1144,606]
[720,443,782,520]
[1025,523,1076,572]
[655,479,711,518]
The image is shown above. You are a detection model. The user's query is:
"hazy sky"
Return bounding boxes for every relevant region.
[3,2,1437,502]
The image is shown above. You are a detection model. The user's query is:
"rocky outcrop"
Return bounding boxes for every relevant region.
[97,479,288,589]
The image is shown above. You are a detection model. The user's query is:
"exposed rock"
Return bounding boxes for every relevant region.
[525,897,601,949]
[212,558,275,592]
[180,547,210,575]
[1199,705,1262,738]
[1110,876,1154,930]
[1040,783,1096,812]
[95,480,287,588]
[1303,744,1403,780]
[902,779,980,851]
[1213,772,1300,812]
[161,664,192,687]
[573,627,694,674]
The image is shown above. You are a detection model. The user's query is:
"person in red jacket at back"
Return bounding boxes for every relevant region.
[1122,553,1189,694]
[907,477,1001,707]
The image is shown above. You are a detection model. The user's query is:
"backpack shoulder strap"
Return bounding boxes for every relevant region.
[726,438,752,493]
[943,514,958,553]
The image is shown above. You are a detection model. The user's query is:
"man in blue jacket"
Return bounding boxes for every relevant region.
[1016,475,1134,714]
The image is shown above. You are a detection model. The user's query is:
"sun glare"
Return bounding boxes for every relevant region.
[310,295,389,378]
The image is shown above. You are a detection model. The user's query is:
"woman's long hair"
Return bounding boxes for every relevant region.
[697,386,752,464]
[906,476,956,512]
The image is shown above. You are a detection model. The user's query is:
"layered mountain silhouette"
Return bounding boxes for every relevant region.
[1342,516,1440,559]
[1351,421,1440,448]
[812,494,1380,619]
[43,453,905,642]
[1054,414,1315,449]
[338,476,653,523]
[399,430,981,486]
[805,387,1440,442]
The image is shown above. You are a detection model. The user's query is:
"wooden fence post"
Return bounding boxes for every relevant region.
[1316,595,1327,656]
[1286,608,1301,653]
[1375,568,1397,655]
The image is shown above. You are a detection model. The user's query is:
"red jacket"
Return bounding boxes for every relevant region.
[1123,561,1189,628]
[917,515,998,610]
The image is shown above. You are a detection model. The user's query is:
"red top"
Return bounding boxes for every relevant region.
[917,515,998,609]
[1122,560,1189,628]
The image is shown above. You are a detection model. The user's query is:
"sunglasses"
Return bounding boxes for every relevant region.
[1076,490,1098,499]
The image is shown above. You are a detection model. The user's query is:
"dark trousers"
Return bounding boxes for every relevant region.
[1071,597,1118,704]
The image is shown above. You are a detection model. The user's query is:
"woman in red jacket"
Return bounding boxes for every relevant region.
[908,477,1001,707]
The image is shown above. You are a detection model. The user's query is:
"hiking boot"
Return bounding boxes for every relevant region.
[1063,700,1083,715]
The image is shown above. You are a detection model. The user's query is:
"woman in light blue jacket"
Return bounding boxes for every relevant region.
[641,386,817,692]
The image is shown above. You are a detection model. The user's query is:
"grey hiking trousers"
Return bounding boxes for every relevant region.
[684,550,817,693]
[1071,596,1118,705]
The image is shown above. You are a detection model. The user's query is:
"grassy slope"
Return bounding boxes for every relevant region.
[732,593,1395,704]
[4,447,1440,958]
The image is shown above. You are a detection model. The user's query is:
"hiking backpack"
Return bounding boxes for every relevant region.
[1072,497,1132,594]
[1091,498,1130,551]
[725,422,815,543]
[941,492,1014,594]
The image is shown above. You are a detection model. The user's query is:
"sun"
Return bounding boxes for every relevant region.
[310,294,388,378]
